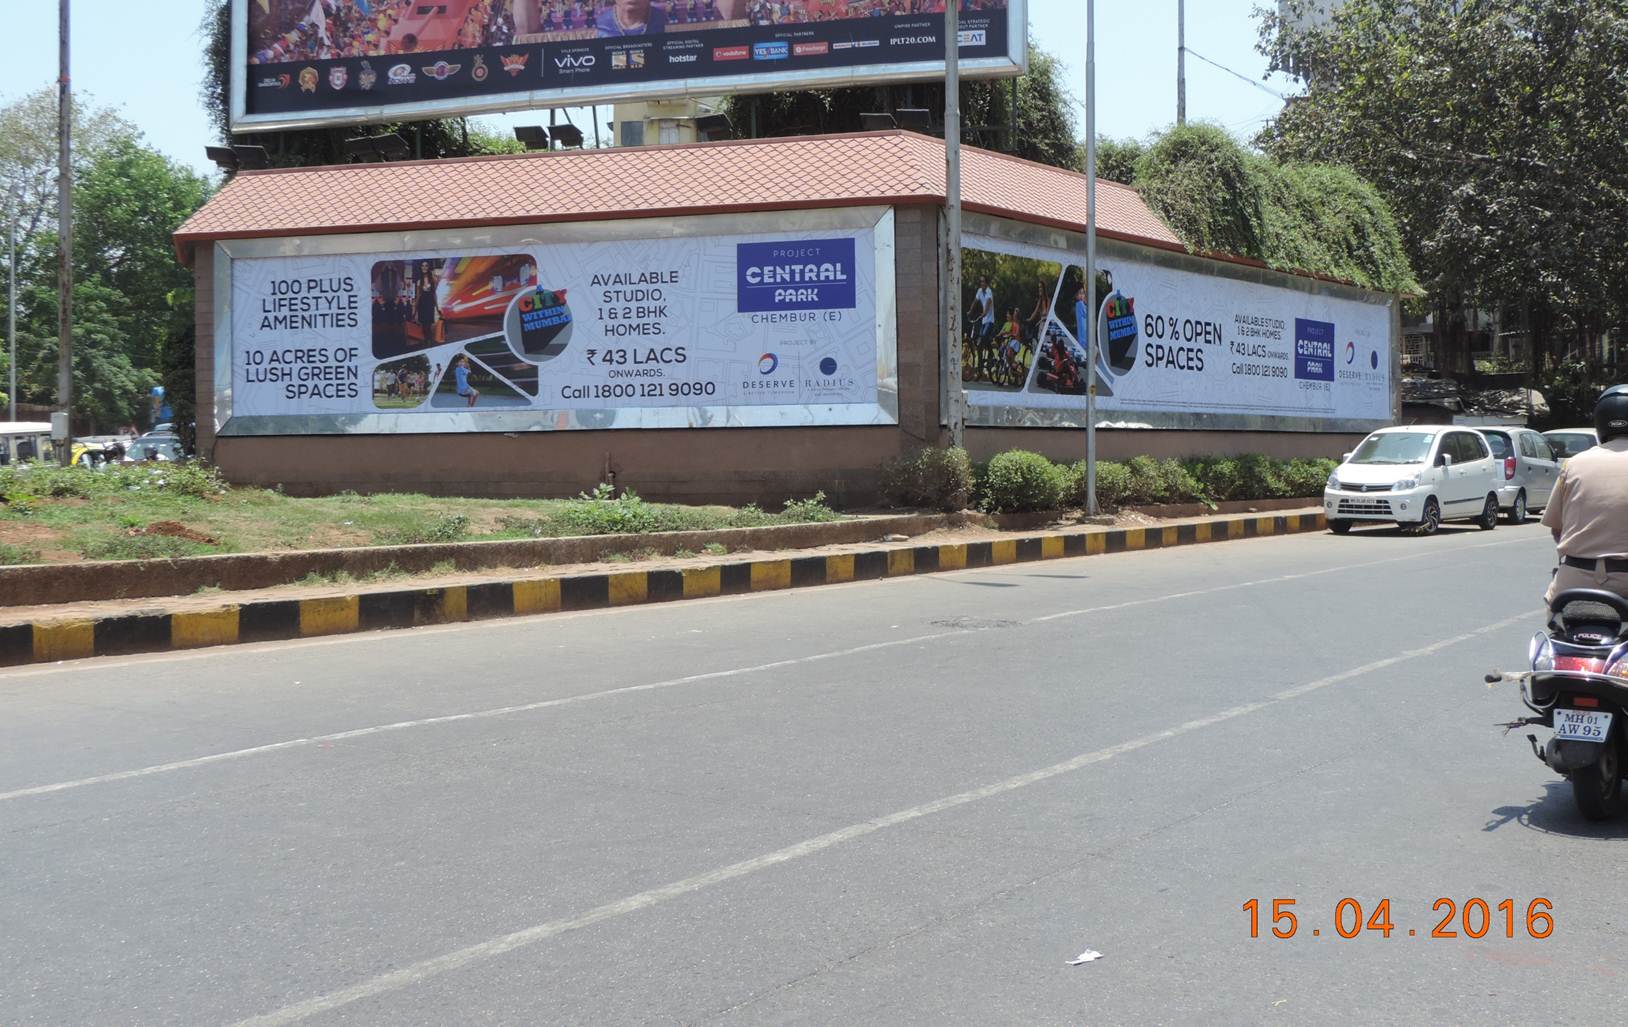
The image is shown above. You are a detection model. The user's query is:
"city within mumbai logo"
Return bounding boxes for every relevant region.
[500,52,530,76]
[298,67,318,92]
[758,353,779,375]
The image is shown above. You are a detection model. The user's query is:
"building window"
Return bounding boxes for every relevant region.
[658,120,679,145]
[621,121,644,147]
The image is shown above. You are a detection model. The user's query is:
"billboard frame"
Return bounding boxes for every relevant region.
[230,0,1028,134]
[209,205,899,437]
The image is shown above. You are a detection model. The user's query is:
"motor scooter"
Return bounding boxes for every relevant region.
[1493,589,1628,821]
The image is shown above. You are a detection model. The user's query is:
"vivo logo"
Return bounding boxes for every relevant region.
[555,53,596,69]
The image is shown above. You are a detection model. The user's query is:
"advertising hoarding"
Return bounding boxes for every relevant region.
[217,209,896,434]
[959,233,1394,428]
[233,0,1024,132]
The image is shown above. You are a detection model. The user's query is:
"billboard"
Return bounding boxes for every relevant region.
[960,234,1394,428]
[232,0,1025,132]
[217,210,896,434]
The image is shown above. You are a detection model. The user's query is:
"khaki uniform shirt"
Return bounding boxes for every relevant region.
[1541,438,1628,559]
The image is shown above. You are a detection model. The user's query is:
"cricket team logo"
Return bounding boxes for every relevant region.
[471,55,489,82]
[500,52,530,76]
[358,60,377,90]
[298,67,319,92]
[328,66,348,90]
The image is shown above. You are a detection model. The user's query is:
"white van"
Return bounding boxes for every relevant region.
[1323,426,1502,535]
[0,422,57,467]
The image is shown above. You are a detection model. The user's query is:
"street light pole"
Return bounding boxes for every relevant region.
[6,180,18,423]
[56,0,73,462]
[1177,0,1187,125]
[1084,0,1099,516]
[943,0,964,448]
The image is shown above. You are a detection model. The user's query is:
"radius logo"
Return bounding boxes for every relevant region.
[758,353,779,375]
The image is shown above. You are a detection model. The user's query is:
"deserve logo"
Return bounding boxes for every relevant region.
[737,238,857,313]
[1293,318,1336,382]
[758,353,779,375]
[753,41,790,61]
[1344,340,1356,364]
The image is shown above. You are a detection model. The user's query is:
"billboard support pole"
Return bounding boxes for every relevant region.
[943,0,964,449]
[56,0,72,461]
[1084,0,1099,515]
[7,180,17,423]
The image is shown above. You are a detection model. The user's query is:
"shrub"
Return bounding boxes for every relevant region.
[1189,457,1244,502]
[1066,460,1132,510]
[880,446,975,511]
[781,491,842,523]
[78,534,217,562]
[1280,458,1337,498]
[980,450,1067,512]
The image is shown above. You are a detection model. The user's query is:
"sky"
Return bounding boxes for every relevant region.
[0,1,1297,179]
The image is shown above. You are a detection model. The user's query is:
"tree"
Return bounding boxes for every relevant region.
[1093,137,1145,186]
[1258,0,1628,372]
[0,87,136,261]
[720,44,1083,172]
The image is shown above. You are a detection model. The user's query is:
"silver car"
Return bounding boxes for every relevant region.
[1477,427,1559,523]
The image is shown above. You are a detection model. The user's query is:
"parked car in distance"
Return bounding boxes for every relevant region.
[1542,428,1599,465]
[1476,426,1560,523]
[1324,426,1502,536]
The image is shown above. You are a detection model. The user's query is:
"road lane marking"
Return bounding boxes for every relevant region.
[0,534,1547,804]
[228,608,1537,1027]
[0,631,965,803]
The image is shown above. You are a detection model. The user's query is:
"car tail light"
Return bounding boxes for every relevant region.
[1555,656,1606,674]
[1573,695,1602,708]
[1504,457,1517,480]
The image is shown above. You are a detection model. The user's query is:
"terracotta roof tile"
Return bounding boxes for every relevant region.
[175,130,1182,264]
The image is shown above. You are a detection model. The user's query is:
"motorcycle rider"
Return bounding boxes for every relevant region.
[1541,384,1628,604]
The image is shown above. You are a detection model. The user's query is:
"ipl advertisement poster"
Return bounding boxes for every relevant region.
[959,235,1393,425]
[236,0,1020,130]
[225,225,887,431]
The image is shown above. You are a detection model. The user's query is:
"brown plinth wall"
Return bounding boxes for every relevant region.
[194,206,1365,505]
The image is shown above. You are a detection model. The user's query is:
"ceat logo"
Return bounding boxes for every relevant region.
[713,45,750,61]
[1344,340,1357,364]
[758,353,779,375]
[421,61,462,80]
[500,52,530,76]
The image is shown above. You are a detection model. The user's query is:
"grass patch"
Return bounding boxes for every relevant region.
[0,468,851,566]
[0,542,41,566]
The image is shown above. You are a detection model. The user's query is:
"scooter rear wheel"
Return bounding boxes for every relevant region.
[1572,744,1626,822]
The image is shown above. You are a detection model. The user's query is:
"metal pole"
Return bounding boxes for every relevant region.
[7,181,17,423]
[944,0,964,448]
[1177,0,1186,126]
[56,0,72,461]
[1084,0,1099,515]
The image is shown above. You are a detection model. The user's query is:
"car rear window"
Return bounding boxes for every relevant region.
[1482,433,1511,458]
[1546,432,1596,459]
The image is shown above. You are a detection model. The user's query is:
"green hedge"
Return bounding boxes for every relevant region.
[881,449,1337,513]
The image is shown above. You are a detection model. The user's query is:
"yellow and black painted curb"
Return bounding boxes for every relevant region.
[0,510,1326,668]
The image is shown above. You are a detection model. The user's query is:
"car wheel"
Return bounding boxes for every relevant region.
[1329,519,1353,535]
[1415,497,1442,536]
[1477,493,1499,530]
[1506,491,1527,524]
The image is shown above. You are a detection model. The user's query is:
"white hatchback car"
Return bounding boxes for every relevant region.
[1476,426,1560,523]
[1324,426,1502,535]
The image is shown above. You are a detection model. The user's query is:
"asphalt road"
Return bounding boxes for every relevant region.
[3,520,1624,1025]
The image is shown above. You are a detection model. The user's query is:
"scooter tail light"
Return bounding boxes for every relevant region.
[1504,456,1517,480]
[1572,695,1602,708]
[1554,656,1606,674]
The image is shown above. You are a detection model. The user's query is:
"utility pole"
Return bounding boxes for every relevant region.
[1177,0,1187,125]
[6,180,18,423]
[1084,0,1099,515]
[943,0,964,447]
[56,0,73,462]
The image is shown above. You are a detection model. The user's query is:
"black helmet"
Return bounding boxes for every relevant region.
[1597,384,1628,443]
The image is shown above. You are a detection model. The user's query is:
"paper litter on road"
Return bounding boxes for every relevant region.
[1067,950,1104,965]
